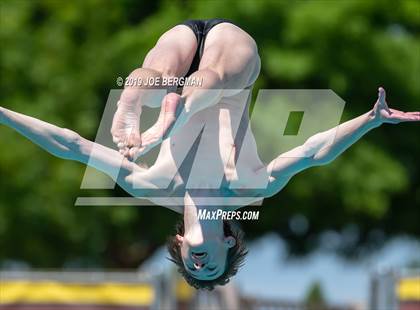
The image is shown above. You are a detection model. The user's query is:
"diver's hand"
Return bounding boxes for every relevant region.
[0,106,6,125]
[370,87,420,125]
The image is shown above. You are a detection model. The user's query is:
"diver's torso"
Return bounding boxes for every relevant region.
[138,89,269,211]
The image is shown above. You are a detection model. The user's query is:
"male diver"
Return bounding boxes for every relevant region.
[1,19,419,289]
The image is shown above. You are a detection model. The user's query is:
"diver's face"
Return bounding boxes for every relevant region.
[177,235,235,280]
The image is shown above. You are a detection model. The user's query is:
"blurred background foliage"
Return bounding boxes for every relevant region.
[0,0,419,268]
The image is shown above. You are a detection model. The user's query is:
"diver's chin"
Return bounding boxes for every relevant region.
[184,236,205,248]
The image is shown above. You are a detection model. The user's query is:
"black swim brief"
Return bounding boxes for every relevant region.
[180,18,235,77]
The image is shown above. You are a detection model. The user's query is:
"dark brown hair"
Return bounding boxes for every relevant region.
[167,219,248,290]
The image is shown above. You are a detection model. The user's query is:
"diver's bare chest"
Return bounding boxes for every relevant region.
[139,101,269,211]
[149,105,264,187]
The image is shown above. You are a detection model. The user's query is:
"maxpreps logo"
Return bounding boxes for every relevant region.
[198,209,260,221]
[75,89,345,206]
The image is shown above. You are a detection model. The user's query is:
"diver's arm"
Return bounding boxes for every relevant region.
[0,106,155,190]
[265,87,419,195]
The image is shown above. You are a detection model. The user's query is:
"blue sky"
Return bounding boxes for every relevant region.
[234,234,420,306]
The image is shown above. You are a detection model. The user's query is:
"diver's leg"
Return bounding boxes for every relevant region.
[138,23,260,156]
[112,24,197,157]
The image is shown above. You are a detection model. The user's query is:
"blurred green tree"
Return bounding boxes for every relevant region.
[304,280,327,309]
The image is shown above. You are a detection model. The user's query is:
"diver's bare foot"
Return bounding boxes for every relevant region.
[128,93,183,159]
[111,100,142,154]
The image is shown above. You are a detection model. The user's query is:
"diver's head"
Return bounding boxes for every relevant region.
[167,219,247,290]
